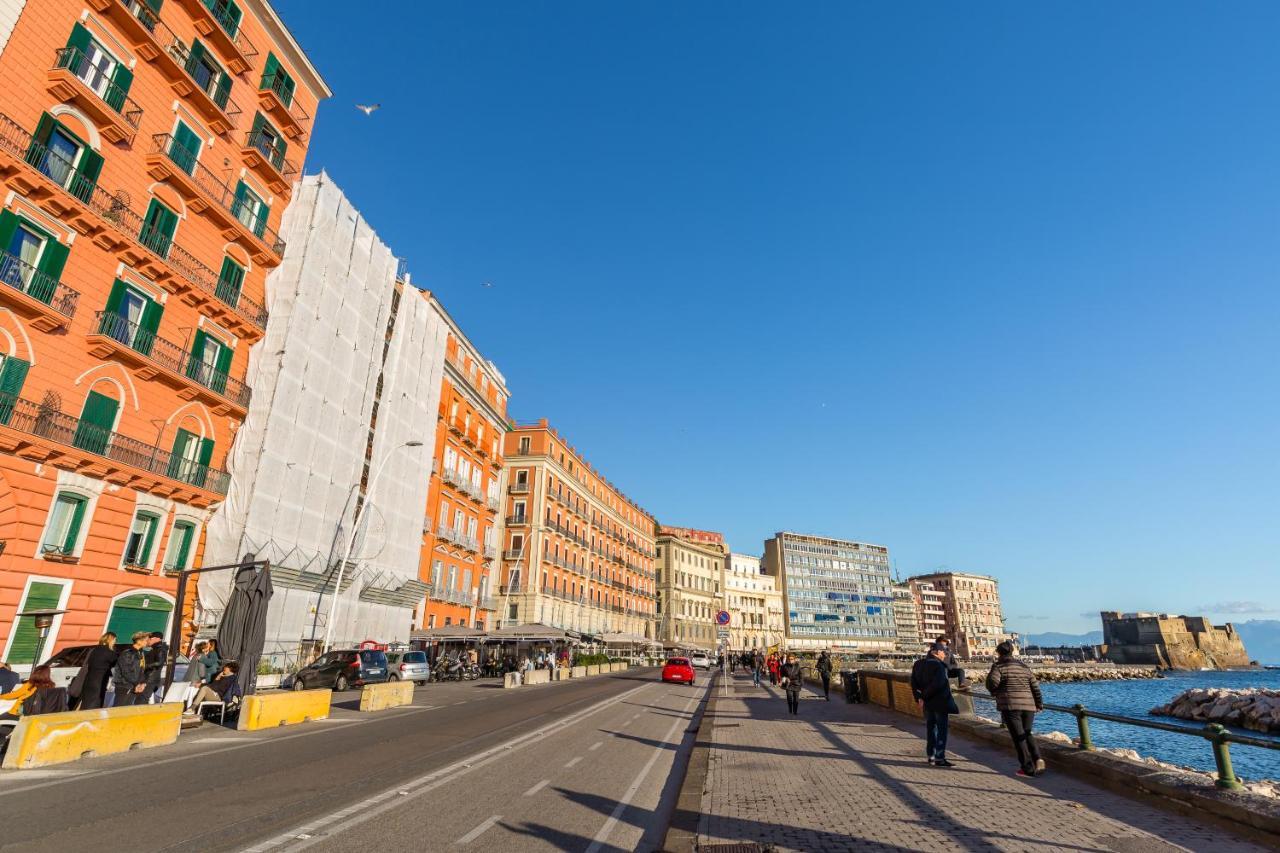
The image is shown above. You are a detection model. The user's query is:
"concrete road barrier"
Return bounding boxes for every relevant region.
[359,680,414,712]
[238,689,331,731]
[2,703,182,770]
[571,666,587,678]
[503,672,521,688]
[585,664,601,676]
[554,669,571,681]
[609,662,624,672]
[525,669,550,685]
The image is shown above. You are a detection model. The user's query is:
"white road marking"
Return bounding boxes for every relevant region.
[588,741,603,751]
[585,687,704,853]
[564,756,582,768]
[0,769,83,780]
[246,682,652,851]
[523,779,550,797]
[456,815,501,844]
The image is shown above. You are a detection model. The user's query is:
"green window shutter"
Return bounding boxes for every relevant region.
[166,427,196,480]
[187,40,206,76]
[144,0,164,11]
[260,52,280,91]
[185,329,207,380]
[73,390,119,454]
[219,0,243,38]
[213,338,232,393]
[250,112,265,140]
[214,68,232,110]
[136,297,163,356]
[24,114,56,172]
[64,495,88,551]
[0,356,30,425]
[34,237,69,305]
[71,146,103,205]
[198,436,214,466]
[5,581,65,665]
[141,200,177,258]
[170,121,200,174]
[138,513,160,564]
[66,24,92,56]
[0,210,18,257]
[104,278,127,313]
[216,256,244,306]
[107,63,133,112]
[170,521,195,570]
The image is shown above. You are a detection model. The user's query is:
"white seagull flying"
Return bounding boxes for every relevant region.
[356,103,381,116]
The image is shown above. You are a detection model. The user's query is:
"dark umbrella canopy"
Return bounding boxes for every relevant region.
[216,559,273,695]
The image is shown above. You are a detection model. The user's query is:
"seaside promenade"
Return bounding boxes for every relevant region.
[680,671,1267,852]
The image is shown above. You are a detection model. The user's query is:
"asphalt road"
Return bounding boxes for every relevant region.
[0,668,713,853]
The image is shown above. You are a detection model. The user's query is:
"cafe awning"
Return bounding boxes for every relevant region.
[486,623,579,643]
[410,625,488,641]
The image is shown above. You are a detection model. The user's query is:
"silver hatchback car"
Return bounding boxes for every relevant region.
[385,650,430,685]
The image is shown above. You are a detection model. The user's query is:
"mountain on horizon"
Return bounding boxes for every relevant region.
[1023,631,1104,647]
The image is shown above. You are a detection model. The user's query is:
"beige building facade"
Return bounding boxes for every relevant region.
[656,532,723,650]
[908,571,1009,658]
[722,552,784,651]
[909,578,947,643]
[891,583,922,653]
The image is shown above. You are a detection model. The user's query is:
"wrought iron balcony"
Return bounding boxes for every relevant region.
[258,70,310,140]
[47,47,143,144]
[0,250,79,327]
[505,515,528,526]
[508,482,530,494]
[0,394,229,495]
[176,0,258,73]
[145,133,285,262]
[242,129,297,194]
[0,115,268,332]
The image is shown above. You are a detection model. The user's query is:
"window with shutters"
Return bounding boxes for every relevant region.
[163,519,197,574]
[167,427,213,488]
[25,114,103,205]
[232,181,267,237]
[4,579,68,665]
[184,40,231,110]
[121,510,161,570]
[185,328,232,394]
[215,256,245,306]
[41,493,89,557]
[0,211,69,306]
[139,199,179,259]
[248,113,286,171]
[60,23,134,115]
[166,120,202,175]
[72,389,119,455]
[0,354,30,424]
[260,52,296,106]
[204,0,243,39]
[102,278,162,356]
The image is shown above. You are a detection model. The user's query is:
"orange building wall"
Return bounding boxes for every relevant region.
[0,0,323,663]
[417,302,508,632]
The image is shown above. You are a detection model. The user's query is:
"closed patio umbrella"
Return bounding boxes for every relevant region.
[216,559,273,695]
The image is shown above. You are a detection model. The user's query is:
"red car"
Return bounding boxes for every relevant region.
[661,657,696,685]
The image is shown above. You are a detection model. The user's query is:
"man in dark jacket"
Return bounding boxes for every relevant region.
[779,654,804,716]
[111,632,150,707]
[140,632,169,705]
[0,662,19,694]
[986,640,1045,776]
[815,651,833,700]
[751,649,764,687]
[911,644,959,767]
[935,636,967,687]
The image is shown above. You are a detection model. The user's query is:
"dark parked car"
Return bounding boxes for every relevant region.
[287,649,389,692]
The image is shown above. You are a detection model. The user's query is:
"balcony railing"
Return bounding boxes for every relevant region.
[508,482,530,494]
[505,515,528,526]
[91,312,251,408]
[259,70,310,137]
[51,47,143,135]
[0,394,229,493]
[244,129,297,180]
[149,133,285,257]
[0,250,79,318]
[0,115,268,330]
[196,0,258,63]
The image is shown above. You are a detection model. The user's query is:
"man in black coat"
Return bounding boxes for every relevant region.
[140,632,169,705]
[111,632,150,707]
[911,644,960,767]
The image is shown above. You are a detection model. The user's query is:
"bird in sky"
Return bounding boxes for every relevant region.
[355,103,380,116]
[481,282,494,289]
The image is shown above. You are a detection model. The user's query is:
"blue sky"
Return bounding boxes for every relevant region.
[276,1,1279,635]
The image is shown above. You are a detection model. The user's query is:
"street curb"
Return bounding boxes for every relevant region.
[661,672,719,853]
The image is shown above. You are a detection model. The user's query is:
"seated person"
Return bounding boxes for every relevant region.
[188,662,241,712]
[1,665,68,721]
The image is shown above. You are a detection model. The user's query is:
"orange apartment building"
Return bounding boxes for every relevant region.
[417,294,509,632]
[0,0,326,669]
[498,421,657,639]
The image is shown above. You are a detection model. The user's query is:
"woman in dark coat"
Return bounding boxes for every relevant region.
[75,632,118,710]
[201,639,221,684]
[779,654,804,716]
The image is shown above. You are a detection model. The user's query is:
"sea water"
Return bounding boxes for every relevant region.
[975,669,1280,781]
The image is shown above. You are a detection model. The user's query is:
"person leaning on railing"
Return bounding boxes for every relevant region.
[985,641,1046,778]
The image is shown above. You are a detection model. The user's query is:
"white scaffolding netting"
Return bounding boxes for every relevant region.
[202,173,446,655]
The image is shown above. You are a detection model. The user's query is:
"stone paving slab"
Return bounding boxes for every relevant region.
[697,671,1267,852]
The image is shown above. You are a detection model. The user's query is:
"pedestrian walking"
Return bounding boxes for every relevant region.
[911,643,960,767]
[71,632,118,710]
[751,649,764,686]
[140,631,168,704]
[934,635,967,687]
[815,651,833,700]
[779,654,804,715]
[766,652,780,686]
[111,632,150,707]
[986,640,1046,777]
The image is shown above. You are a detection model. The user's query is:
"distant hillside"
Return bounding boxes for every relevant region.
[1235,620,1280,666]
[1023,631,1104,647]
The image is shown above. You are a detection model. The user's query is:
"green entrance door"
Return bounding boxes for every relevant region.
[104,592,173,640]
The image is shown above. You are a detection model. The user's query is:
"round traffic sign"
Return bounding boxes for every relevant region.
[715,610,731,626]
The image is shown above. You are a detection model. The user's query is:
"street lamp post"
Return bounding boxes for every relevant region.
[322,439,423,653]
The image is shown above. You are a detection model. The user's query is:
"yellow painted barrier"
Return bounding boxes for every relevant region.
[570,666,587,678]
[585,665,601,676]
[238,689,331,731]
[358,680,414,712]
[2,703,181,770]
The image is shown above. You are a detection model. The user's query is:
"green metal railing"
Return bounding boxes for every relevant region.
[969,690,1279,791]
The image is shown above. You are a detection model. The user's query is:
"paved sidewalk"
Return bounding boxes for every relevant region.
[697,670,1266,852]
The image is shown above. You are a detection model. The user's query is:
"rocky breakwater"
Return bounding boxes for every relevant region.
[1151,688,1280,733]
[1031,664,1161,683]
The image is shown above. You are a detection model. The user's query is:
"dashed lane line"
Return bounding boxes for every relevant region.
[523,779,550,797]
[588,741,603,751]
[456,814,501,845]
[564,756,583,768]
